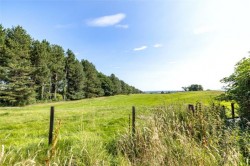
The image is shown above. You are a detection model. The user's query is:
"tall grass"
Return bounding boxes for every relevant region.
[116,104,249,165]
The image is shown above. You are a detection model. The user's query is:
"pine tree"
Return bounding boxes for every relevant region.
[98,72,114,96]
[65,49,85,100]
[81,60,103,98]
[110,74,122,95]
[48,45,65,100]
[30,40,51,100]
[0,26,35,106]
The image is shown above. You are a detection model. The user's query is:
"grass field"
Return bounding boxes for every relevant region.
[0,91,222,144]
[3,90,244,165]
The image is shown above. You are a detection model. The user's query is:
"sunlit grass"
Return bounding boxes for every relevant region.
[0,91,230,165]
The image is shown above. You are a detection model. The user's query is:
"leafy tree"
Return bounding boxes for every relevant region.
[65,49,85,100]
[182,87,188,91]
[0,26,35,106]
[82,60,103,98]
[221,57,250,121]
[183,84,203,91]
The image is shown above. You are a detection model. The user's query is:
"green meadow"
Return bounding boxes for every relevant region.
[2,91,248,165]
[0,91,222,145]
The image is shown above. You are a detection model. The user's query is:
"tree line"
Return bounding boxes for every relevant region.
[0,25,142,106]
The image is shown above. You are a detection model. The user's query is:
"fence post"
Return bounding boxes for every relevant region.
[128,114,131,133]
[188,104,195,115]
[220,105,226,119]
[231,103,235,122]
[132,106,136,137]
[49,106,55,145]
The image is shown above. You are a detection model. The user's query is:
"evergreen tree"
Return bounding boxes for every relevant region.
[98,72,114,96]
[30,40,51,100]
[110,74,122,95]
[65,49,85,100]
[49,45,65,100]
[0,24,6,67]
[0,24,141,105]
[0,26,35,106]
[120,80,128,94]
[81,60,103,98]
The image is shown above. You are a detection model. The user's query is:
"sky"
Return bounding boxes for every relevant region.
[0,0,250,91]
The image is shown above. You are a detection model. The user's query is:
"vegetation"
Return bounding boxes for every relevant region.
[2,91,249,165]
[221,57,250,122]
[117,105,249,165]
[182,84,204,91]
[0,25,141,106]
[0,24,249,165]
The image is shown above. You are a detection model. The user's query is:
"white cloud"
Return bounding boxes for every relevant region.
[115,24,129,29]
[193,25,216,35]
[133,46,147,51]
[153,43,163,48]
[87,13,126,27]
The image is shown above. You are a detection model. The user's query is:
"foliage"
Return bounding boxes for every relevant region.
[0,26,35,106]
[81,60,104,98]
[98,72,114,96]
[117,104,249,165]
[30,40,51,100]
[182,84,203,91]
[221,57,250,122]
[0,24,141,106]
[65,49,85,100]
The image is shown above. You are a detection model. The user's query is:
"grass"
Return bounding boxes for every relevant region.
[116,104,249,165]
[3,90,246,165]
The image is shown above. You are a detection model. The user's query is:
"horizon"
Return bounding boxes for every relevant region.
[1,0,250,91]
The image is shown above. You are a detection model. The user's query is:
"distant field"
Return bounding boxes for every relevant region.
[0,91,223,164]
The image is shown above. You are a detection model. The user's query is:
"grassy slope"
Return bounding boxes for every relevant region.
[0,91,222,147]
[0,91,224,165]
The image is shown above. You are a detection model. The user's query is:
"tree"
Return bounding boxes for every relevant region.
[110,74,122,95]
[65,49,85,100]
[0,24,142,105]
[48,45,65,100]
[98,72,114,96]
[183,84,203,91]
[221,57,250,121]
[182,87,188,91]
[82,60,103,98]
[30,40,51,100]
[0,26,35,106]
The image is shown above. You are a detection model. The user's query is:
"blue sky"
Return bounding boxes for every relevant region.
[1,0,250,91]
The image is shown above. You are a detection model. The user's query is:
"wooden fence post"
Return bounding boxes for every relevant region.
[129,114,131,133]
[231,103,235,121]
[49,106,55,145]
[132,106,136,137]
[220,105,226,119]
[188,104,195,115]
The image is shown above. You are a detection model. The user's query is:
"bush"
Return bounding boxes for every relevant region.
[221,57,250,122]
